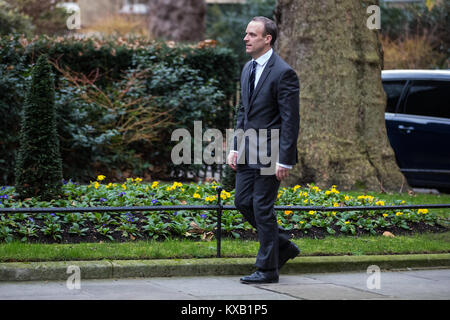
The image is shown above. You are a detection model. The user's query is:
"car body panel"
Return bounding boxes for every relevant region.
[382,70,450,189]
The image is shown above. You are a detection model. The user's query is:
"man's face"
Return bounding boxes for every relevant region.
[244,21,272,59]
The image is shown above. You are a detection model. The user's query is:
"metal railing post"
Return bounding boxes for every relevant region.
[216,186,223,258]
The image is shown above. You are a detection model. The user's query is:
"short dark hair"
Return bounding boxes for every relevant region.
[251,16,277,46]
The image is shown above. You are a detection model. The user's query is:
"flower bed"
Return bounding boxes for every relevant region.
[0,177,446,243]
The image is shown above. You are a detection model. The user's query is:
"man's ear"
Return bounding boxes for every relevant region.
[265,34,272,46]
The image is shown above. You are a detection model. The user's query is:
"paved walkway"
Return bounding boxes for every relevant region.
[1,269,449,300]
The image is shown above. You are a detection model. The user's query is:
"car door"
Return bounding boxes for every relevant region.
[383,80,408,166]
[389,80,450,188]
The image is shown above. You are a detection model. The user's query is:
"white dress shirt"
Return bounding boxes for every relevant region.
[232,48,292,170]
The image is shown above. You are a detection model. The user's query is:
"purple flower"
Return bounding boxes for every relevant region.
[200,214,206,219]
[152,199,158,204]
[100,198,107,202]
[173,211,178,216]
[125,212,136,222]
[28,217,34,223]
[118,192,126,197]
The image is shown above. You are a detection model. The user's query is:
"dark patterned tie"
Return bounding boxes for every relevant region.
[248,60,257,101]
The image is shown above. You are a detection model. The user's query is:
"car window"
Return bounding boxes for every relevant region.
[402,81,450,119]
[382,81,406,113]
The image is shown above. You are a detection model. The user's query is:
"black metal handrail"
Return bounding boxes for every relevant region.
[1,186,449,257]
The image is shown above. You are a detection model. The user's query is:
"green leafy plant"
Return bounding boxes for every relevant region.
[142,214,171,240]
[95,225,114,241]
[68,222,89,237]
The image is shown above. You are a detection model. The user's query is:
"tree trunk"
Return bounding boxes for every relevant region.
[147,0,206,42]
[275,0,406,192]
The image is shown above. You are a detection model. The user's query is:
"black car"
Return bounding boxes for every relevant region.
[382,70,450,192]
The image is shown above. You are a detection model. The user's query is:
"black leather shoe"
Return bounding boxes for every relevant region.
[240,270,279,284]
[278,242,300,270]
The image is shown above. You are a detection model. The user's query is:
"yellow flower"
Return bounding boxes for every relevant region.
[106,183,113,189]
[172,181,182,188]
[376,200,385,206]
[152,181,159,188]
[284,210,293,215]
[333,203,339,207]
[94,182,100,189]
[121,184,127,190]
[418,208,429,214]
[97,175,106,181]
[344,196,350,201]
[219,190,231,200]
[299,221,305,224]
[345,221,350,225]
[395,212,403,216]
[193,193,201,199]
[277,219,282,225]
[304,199,308,204]
[332,211,337,216]
[330,187,339,194]
[135,177,143,183]
[293,185,301,192]
[383,214,388,217]
[308,210,316,215]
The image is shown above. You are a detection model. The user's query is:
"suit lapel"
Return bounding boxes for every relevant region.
[246,52,277,116]
[241,62,250,108]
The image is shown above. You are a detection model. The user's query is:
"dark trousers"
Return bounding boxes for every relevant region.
[234,164,291,270]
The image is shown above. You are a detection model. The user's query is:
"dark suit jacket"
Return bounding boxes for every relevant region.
[233,51,300,169]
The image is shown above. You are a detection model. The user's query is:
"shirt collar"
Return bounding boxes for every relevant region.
[253,48,273,67]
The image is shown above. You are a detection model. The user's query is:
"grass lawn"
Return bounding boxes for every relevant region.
[0,231,448,263]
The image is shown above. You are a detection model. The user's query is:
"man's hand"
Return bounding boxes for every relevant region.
[276,165,290,181]
[227,152,238,171]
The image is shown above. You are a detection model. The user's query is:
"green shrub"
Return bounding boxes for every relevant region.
[14,54,63,200]
[0,35,239,184]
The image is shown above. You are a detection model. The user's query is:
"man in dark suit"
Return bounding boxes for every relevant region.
[227,16,300,284]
